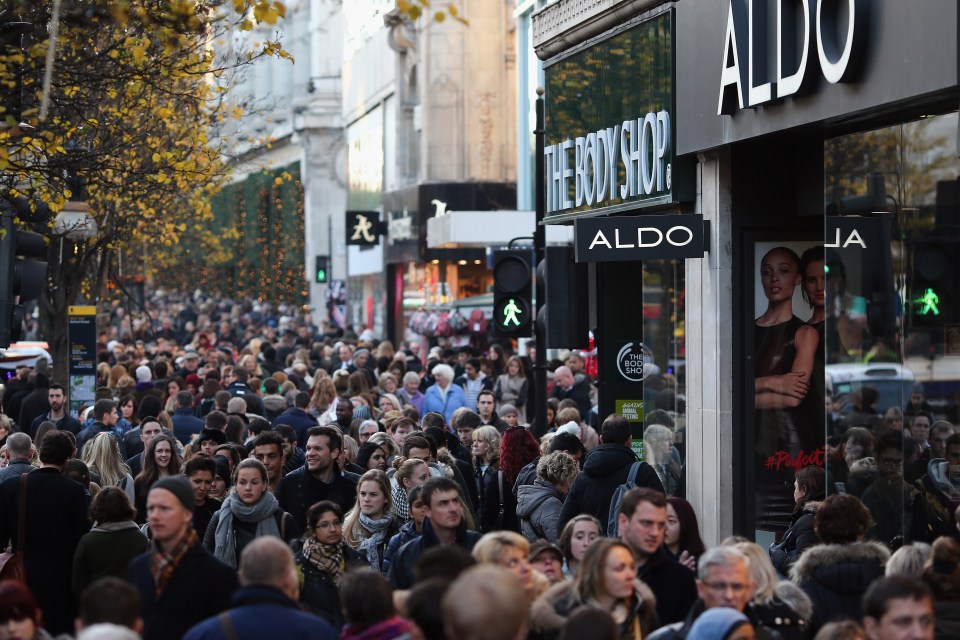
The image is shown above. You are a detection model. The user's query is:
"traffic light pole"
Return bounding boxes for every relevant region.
[533,87,547,437]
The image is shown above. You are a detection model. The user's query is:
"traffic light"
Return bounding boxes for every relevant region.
[536,245,590,348]
[909,235,957,326]
[315,255,329,284]
[492,248,533,336]
[0,213,48,347]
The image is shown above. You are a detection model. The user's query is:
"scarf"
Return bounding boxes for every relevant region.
[91,520,141,534]
[213,491,281,568]
[341,616,413,640]
[357,513,394,570]
[150,527,198,598]
[301,535,346,584]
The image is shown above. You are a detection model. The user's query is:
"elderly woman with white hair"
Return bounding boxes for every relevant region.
[421,363,469,424]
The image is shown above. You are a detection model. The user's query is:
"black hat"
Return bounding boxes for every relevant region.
[151,476,195,513]
[529,540,564,563]
[197,428,227,446]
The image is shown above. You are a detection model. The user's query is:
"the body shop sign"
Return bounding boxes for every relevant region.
[544,10,687,221]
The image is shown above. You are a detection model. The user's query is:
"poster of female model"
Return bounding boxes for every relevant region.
[753,241,826,532]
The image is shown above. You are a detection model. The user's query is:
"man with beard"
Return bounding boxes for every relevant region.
[29,383,82,437]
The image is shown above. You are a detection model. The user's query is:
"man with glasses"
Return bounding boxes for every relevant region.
[649,546,781,640]
[618,487,697,625]
[863,432,919,546]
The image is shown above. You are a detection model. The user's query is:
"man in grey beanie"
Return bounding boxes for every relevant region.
[127,476,237,640]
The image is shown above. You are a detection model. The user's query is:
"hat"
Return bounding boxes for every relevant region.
[183,351,200,360]
[499,404,518,417]
[135,365,152,383]
[213,455,232,488]
[185,373,202,388]
[529,540,563,563]
[556,421,582,439]
[151,476,195,513]
[197,428,227,446]
[687,607,750,640]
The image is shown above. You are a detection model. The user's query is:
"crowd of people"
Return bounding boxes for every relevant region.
[0,294,956,640]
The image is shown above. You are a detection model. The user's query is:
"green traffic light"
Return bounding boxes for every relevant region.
[914,288,941,316]
[501,298,523,327]
[316,269,327,283]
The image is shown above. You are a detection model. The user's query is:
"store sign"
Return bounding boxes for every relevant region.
[718,0,868,115]
[574,214,708,262]
[346,210,381,246]
[616,342,647,382]
[545,10,687,220]
[545,110,672,214]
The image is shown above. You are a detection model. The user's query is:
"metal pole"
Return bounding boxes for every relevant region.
[534,87,547,436]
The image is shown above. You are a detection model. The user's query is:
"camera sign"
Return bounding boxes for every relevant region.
[616,342,646,382]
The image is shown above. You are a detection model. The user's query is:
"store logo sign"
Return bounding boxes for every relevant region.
[718,0,868,115]
[574,214,708,262]
[616,343,646,382]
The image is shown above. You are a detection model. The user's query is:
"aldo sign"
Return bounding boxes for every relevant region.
[718,0,868,114]
[574,214,709,262]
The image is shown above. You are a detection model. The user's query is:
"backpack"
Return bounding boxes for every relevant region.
[607,461,643,537]
[469,309,488,336]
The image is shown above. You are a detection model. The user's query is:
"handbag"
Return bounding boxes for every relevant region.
[0,473,29,582]
[494,471,505,530]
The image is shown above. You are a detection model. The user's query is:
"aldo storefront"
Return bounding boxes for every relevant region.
[674,0,960,545]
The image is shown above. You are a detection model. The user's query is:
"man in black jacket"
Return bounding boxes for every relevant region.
[388,476,482,589]
[618,487,697,625]
[558,413,664,532]
[273,391,319,448]
[128,476,238,640]
[277,425,358,532]
[29,383,82,437]
[550,366,592,419]
[0,431,91,636]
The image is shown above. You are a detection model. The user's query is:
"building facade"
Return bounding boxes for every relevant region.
[534,0,960,545]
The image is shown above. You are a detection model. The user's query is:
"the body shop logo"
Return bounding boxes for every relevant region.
[616,342,646,382]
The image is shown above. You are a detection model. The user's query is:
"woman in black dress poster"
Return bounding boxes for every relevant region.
[754,246,822,531]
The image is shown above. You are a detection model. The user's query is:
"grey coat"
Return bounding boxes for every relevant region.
[516,479,564,543]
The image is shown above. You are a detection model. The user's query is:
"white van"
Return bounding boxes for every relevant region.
[825,362,915,414]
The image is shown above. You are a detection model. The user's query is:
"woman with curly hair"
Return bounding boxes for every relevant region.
[790,494,889,634]
[517,451,579,544]
[310,376,338,420]
[341,469,402,572]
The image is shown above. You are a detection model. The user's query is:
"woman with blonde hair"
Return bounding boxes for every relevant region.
[311,376,338,419]
[531,538,658,640]
[378,372,398,397]
[82,432,135,503]
[471,425,502,532]
[391,458,432,521]
[342,469,402,572]
[735,541,812,640]
[473,530,549,602]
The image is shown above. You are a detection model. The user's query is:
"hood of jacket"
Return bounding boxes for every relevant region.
[773,580,814,622]
[789,541,890,594]
[530,579,656,632]
[582,443,637,480]
[262,395,287,413]
[516,480,562,519]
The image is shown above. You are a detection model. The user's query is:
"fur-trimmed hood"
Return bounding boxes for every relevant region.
[530,578,656,632]
[773,581,814,622]
[789,541,890,589]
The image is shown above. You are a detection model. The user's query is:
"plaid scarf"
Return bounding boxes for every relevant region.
[150,527,199,598]
[301,535,345,585]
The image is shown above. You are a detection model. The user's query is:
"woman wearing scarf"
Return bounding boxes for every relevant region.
[203,459,297,568]
[342,469,402,572]
[295,500,365,629]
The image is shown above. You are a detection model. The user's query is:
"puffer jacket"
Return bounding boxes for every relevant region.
[516,479,564,543]
[790,541,889,633]
[530,578,658,640]
[769,501,820,576]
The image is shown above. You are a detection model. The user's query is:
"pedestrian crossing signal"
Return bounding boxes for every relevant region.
[492,249,532,336]
[315,256,329,284]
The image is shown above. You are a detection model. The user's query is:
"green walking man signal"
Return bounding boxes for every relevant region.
[915,288,940,317]
[502,298,523,327]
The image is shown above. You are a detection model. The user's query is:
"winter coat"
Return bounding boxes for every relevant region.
[421,383,470,424]
[476,462,519,533]
[934,600,960,640]
[182,585,337,640]
[530,578,659,640]
[636,546,699,626]
[516,479,564,543]
[557,444,665,532]
[494,374,528,423]
[272,407,319,449]
[647,599,785,640]
[388,517,482,589]
[172,408,205,446]
[550,375,593,419]
[202,505,298,567]
[382,520,419,577]
[128,542,239,640]
[72,522,150,596]
[277,465,358,533]
[294,541,365,630]
[769,501,820,576]
[790,541,890,634]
